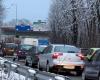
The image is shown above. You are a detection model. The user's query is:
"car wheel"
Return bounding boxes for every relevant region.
[76,70,82,76]
[37,61,41,70]
[3,52,6,57]
[82,71,88,80]
[29,60,33,67]
[16,56,19,61]
[25,60,29,66]
[46,64,50,72]
[2,52,5,57]
[96,75,100,80]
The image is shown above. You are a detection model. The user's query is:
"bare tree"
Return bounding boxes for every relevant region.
[49,0,100,47]
[0,0,4,26]
[0,0,5,41]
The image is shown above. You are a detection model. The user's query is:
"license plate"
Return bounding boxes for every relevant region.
[63,65,75,69]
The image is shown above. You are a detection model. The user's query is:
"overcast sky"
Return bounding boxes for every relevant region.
[4,0,51,22]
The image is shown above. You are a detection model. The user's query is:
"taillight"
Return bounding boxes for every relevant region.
[52,52,63,59]
[76,53,84,60]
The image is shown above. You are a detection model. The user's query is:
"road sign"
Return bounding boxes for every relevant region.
[15,25,31,31]
[38,39,49,45]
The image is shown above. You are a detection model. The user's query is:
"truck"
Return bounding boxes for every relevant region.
[21,38,38,46]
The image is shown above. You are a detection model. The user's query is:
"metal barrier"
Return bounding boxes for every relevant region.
[0,57,71,80]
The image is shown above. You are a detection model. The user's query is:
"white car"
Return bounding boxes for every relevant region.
[38,44,84,75]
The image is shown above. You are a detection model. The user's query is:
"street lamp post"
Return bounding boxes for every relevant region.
[15,4,17,25]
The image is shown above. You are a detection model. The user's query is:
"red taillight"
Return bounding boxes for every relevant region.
[76,53,84,60]
[52,52,63,59]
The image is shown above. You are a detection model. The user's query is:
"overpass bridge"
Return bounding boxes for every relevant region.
[0,27,51,42]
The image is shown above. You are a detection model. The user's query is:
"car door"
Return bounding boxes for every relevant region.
[91,50,100,72]
[39,45,52,68]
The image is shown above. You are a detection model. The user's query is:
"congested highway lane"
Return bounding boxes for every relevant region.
[5,56,82,80]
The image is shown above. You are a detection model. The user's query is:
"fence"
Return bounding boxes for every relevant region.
[0,57,71,80]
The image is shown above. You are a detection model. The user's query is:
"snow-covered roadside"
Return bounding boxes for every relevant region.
[0,68,31,80]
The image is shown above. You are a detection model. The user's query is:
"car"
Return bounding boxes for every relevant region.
[2,43,17,56]
[25,45,47,67]
[15,44,36,60]
[82,48,100,80]
[80,48,92,56]
[85,48,100,60]
[37,44,84,75]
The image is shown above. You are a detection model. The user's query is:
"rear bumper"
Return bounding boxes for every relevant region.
[52,64,84,71]
[17,55,26,59]
[3,51,14,55]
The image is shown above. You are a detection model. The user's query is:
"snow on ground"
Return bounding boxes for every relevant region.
[0,68,31,80]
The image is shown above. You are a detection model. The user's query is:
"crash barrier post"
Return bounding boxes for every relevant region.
[0,57,71,80]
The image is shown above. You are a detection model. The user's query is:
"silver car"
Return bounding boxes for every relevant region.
[38,44,84,75]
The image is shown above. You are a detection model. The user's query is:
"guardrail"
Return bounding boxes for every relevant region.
[0,57,71,80]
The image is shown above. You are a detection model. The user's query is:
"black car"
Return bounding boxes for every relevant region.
[82,49,100,80]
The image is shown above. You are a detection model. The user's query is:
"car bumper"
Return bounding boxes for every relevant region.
[53,62,84,70]
[52,64,84,71]
[17,55,26,59]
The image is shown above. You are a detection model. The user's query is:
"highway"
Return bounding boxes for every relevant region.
[5,57,82,80]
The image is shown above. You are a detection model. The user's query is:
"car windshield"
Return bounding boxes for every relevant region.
[54,46,80,53]
[5,44,17,48]
[38,46,46,52]
[19,45,33,50]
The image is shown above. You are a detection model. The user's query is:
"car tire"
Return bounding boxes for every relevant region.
[37,61,41,70]
[96,74,100,80]
[76,71,82,76]
[2,53,5,57]
[3,52,6,57]
[46,64,50,72]
[82,71,88,80]
[29,60,33,67]
[16,56,19,61]
[25,60,29,66]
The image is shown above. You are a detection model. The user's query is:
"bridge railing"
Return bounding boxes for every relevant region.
[0,57,71,80]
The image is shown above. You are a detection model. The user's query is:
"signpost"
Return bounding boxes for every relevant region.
[15,25,31,32]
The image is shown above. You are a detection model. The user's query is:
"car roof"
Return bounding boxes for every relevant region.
[5,43,16,44]
[90,48,100,51]
[51,44,77,47]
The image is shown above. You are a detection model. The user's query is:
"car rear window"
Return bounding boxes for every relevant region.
[5,44,17,48]
[54,46,80,53]
[19,45,33,50]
